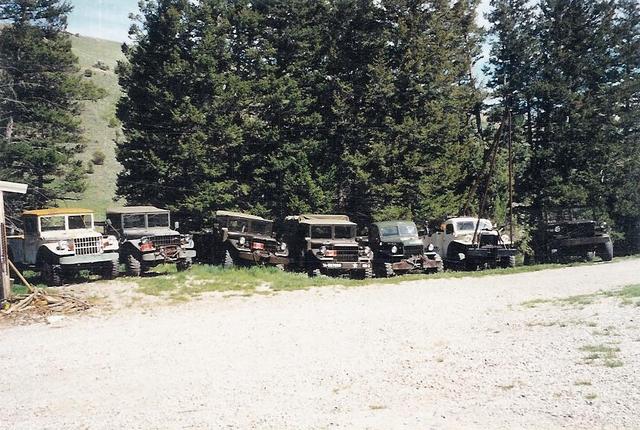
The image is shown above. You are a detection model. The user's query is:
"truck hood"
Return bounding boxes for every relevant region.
[123,228,180,239]
[380,235,423,246]
[41,229,101,240]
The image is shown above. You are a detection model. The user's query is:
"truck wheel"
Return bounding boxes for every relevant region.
[599,241,613,262]
[501,256,516,269]
[585,251,596,262]
[223,250,235,269]
[308,268,322,277]
[103,260,119,280]
[177,258,192,272]
[364,266,373,279]
[41,262,63,286]
[125,253,142,277]
[384,262,395,277]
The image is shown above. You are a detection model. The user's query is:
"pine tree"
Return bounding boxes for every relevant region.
[0,0,104,210]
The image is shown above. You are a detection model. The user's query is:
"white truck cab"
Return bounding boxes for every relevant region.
[8,208,119,286]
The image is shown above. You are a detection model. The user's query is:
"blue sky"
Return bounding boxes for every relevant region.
[68,0,492,43]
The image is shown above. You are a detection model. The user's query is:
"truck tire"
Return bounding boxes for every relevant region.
[103,259,119,280]
[41,262,63,287]
[384,262,395,277]
[223,250,234,269]
[501,256,516,269]
[177,258,192,272]
[585,251,596,262]
[599,241,613,262]
[308,268,322,277]
[125,253,142,277]
[364,265,373,279]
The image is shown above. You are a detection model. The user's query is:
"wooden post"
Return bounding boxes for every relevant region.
[0,181,28,305]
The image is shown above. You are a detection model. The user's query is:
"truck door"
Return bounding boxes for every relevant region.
[22,216,40,265]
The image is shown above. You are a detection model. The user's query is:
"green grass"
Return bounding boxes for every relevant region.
[579,344,623,367]
[132,262,576,299]
[521,282,640,309]
[65,34,125,216]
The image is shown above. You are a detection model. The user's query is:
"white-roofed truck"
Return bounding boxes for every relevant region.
[425,216,517,271]
[105,206,196,276]
[7,208,120,286]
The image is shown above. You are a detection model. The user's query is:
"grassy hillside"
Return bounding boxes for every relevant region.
[70,34,125,218]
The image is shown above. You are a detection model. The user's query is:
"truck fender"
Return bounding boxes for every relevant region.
[36,245,62,264]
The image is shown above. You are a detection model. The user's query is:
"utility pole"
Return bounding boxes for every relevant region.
[507,110,514,244]
[0,180,28,306]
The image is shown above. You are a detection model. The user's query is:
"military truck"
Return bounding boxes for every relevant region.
[105,206,196,276]
[193,211,288,268]
[425,216,517,270]
[532,208,613,263]
[7,208,119,286]
[281,214,373,278]
[367,220,443,276]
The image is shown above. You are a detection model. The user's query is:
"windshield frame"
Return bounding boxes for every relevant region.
[39,213,94,232]
[455,219,492,232]
[147,212,170,228]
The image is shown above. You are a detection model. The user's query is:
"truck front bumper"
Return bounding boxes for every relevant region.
[390,254,442,273]
[59,252,119,266]
[466,247,517,262]
[236,250,289,266]
[141,247,196,264]
[320,261,371,271]
[550,236,611,248]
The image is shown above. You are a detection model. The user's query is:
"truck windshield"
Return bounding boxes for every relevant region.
[40,216,65,232]
[456,219,492,231]
[68,214,92,229]
[398,224,417,236]
[380,226,399,236]
[251,221,272,236]
[228,218,249,233]
[148,213,169,228]
[123,214,146,228]
[311,226,332,239]
[335,225,354,239]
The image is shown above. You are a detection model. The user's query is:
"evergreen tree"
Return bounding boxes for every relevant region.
[0,0,104,210]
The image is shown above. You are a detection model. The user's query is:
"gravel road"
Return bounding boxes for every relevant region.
[2,259,639,429]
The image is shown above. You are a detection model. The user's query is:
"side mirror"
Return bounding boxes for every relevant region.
[174,221,180,230]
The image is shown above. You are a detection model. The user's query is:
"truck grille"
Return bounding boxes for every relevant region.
[403,245,424,256]
[152,235,182,248]
[335,248,359,262]
[479,234,499,247]
[74,237,102,256]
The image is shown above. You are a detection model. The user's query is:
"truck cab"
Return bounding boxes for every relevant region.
[106,206,196,276]
[193,210,288,268]
[281,214,372,278]
[368,220,443,276]
[426,217,517,270]
[8,208,119,286]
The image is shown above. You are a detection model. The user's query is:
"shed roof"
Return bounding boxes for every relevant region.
[22,208,93,217]
[107,206,168,215]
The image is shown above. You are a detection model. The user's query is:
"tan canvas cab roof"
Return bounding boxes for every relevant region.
[215,210,271,222]
[107,206,168,215]
[22,208,93,217]
[286,214,355,225]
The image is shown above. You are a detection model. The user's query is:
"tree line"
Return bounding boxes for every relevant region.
[0,0,638,251]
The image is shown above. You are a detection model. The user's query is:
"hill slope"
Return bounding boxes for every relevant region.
[70,34,125,217]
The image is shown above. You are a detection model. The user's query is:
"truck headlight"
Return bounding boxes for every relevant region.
[57,240,70,251]
[279,242,287,251]
[319,245,327,255]
[427,243,434,252]
[554,226,561,233]
[364,246,371,255]
[391,245,398,254]
[239,236,246,246]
